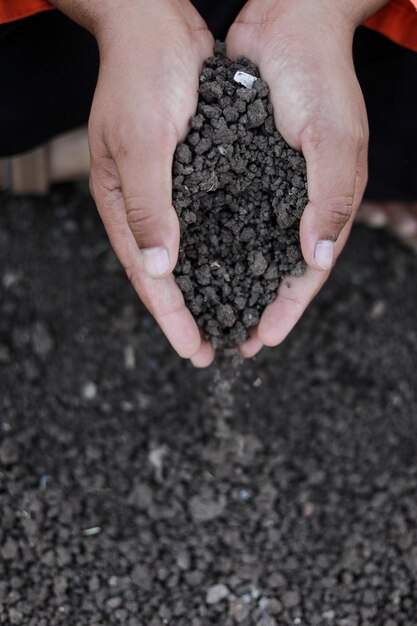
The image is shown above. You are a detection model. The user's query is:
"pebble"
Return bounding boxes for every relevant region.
[256,617,278,626]
[81,381,97,400]
[247,100,268,128]
[0,439,20,465]
[206,583,230,604]
[233,70,257,88]
[1,537,18,560]
[229,597,250,621]
[31,321,54,356]
[282,590,301,608]
[189,495,226,522]
[9,608,23,624]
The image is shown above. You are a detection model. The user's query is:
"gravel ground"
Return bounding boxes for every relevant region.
[1,186,417,626]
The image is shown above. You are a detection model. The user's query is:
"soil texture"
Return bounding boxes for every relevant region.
[2,187,417,625]
[173,45,307,348]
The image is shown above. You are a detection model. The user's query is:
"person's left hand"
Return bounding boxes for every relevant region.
[226,0,381,358]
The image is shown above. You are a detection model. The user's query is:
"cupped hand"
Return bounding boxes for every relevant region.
[82,0,214,366]
[226,0,376,358]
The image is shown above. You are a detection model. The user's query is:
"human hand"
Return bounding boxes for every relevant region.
[50,0,215,366]
[226,0,387,358]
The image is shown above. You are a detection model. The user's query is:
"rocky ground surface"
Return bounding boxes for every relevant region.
[1,186,417,625]
[173,48,307,348]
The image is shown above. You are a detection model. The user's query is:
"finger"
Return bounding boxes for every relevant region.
[114,120,180,280]
[238,328,264,358]
[257,162,364,348]
[258,267,329,347]
[91,167,204,359]
[298,120,362,272]
[258,160,364,348]
[191,332,215,368]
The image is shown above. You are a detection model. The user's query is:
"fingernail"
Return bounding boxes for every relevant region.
[314,240,334,270]
[142,246,170,278]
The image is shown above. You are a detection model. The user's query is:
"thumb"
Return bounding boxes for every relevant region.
[299,120,364,271]
[116,123,180,279]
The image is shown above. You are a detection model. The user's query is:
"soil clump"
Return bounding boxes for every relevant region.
[173,44,308,348]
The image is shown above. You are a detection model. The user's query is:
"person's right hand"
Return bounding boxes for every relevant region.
[51,0,215,367]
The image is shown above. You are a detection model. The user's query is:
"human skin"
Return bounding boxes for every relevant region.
[226,0,389,357]
[50,0,388,365]
[50,0,216,367]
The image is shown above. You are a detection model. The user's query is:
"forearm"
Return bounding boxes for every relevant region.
[47,0,112,35]
[314,0,392,27]
[239,0,392,34]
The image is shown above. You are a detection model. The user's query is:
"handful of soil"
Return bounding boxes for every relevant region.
[172,44,308,349]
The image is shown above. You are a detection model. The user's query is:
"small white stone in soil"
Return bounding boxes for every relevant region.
[148,444,168,482]
[250,584,261,599]
[370,300,386,319]
[2,271,21,289]
[239,488,252,501]
[323,610,336,620]
[234,70,257,88]
[124,345,136,370]
[82,381,97,400]
[39,475,53,489]
[206,583,230,605]
[302,501,315,517]
[82,526,101,536]
[253,377,262,388]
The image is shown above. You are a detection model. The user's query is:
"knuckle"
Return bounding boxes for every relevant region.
[195,26,214,51]
[300,119,328,150]
[357,122,368,150]
[302,118,363,152]
[323,195,354,229]
[89,170,104,199]
[125,199,158,240]
[113,116,177,162]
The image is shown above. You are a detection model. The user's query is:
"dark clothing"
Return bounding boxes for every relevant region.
[0,10,98,156]
[0,3,416,200]
[353,27,417,200]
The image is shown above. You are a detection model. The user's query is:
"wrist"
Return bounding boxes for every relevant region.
[314,0,391,27]
[48,0,123,37]
[242,0,390,37]
[49,0,198,44]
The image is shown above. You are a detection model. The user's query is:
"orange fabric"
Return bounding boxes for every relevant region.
[364,0,417,52]
[0,0,53,24]
[0,0,417,54]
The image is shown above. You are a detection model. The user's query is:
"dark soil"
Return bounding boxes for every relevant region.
[2,186,417,626]
[173,45,307,348]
